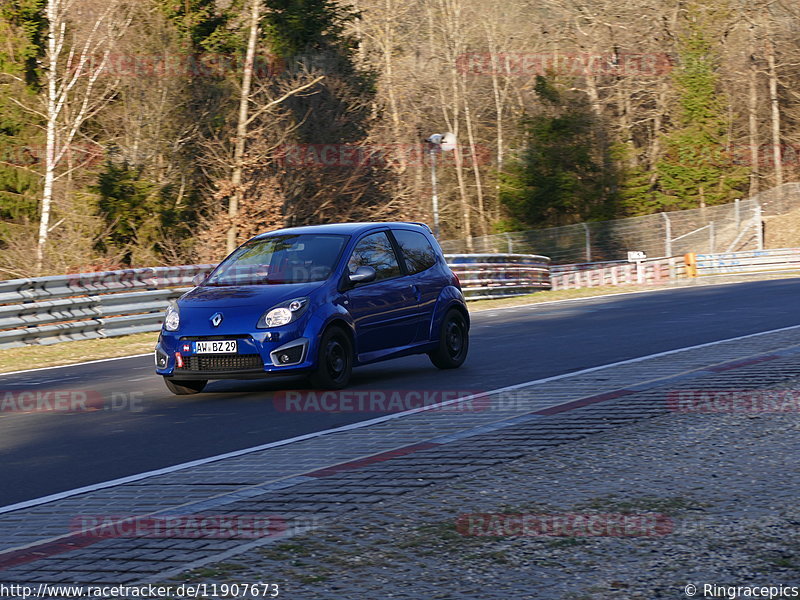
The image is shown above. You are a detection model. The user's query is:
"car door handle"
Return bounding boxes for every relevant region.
[410,284,422,302]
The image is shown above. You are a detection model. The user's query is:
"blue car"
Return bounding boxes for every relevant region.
[155,222,469,394]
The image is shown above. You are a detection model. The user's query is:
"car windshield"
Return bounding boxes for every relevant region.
[206,234,348,286]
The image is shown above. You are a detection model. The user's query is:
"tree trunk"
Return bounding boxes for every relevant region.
[460,70,485,236]
[33,0,124,273]
[488,52,504,209]
[383,0,401,145]
[448,66,473,248]
[748,25,760,198]
[648,84,668,187]
[747,39,760,197]
[37,0,59,275]
[584,72,603,118]
[483,20,510,222]
[228,0,261,254]
[765,36,782,188]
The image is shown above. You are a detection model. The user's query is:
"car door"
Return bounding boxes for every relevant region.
[390,228,444,342]
[344,231,418,356]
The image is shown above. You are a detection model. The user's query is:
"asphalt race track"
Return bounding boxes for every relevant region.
[1,278,799,507]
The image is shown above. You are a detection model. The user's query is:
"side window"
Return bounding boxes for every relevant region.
[348,232,402,282]
[393,230,437,275]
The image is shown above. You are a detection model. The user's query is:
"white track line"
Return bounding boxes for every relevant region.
[0,353,152,377]
[2,322,800,516]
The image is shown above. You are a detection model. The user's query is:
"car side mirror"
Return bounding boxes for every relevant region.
[191,272,208,286]
[348,266,377,285]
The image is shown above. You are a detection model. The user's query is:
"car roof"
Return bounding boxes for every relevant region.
[252,222,432,239]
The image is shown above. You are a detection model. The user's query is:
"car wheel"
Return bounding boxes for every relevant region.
[163,377,207,395]
[429,308,469,369]
[310,326,353,389]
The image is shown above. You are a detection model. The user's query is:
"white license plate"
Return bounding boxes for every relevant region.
[195,340,238,354]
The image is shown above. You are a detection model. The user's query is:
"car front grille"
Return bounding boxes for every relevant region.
[183,354,263,372]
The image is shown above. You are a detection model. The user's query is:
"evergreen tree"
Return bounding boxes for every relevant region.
[262,0,356,59]
[0,0,46,88]
[0,2,45,231]
[654,15,747,209]
[252,0,386,227]
[93,157,193,264]
[157,0,243,54]
[498,76,619,229]
[92,1,247,266]
[263,0,371,144]
[615,143,659,216]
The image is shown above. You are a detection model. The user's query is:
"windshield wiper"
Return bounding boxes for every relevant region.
[203,281,234,287]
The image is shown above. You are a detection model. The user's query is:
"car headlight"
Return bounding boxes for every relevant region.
[164,302,180,331]
[258,297,309,328]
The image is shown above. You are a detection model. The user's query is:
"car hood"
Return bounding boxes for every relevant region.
[178,281,325,309]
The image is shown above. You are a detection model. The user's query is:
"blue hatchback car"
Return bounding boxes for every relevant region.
[155,222,469,394]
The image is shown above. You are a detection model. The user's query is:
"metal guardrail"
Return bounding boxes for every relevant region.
[0,266,214,304]
[0,255,550,349]
[446,253,551,300]
[0,265,214,349]
[688,248,800,277]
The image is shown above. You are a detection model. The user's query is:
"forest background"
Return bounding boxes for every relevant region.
[1,0,797,276]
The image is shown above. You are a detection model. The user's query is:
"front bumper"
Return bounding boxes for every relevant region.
[155,328,315,380]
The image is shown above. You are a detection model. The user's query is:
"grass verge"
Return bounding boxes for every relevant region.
[0,331,158,374]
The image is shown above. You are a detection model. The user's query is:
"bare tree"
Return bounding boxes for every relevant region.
[35,0,130,273]
[227,0,262,255]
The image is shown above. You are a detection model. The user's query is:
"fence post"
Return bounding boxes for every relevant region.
[734,198,741,231]
[709,221,716,253]
[662,212,672,257]
[581,222,591,262]
[504,233,513,253]
[755,204,764,250]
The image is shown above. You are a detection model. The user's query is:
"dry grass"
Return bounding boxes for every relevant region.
[0,332,158,375]
[764,207,800,249]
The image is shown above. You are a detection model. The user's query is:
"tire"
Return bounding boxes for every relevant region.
[163,377,207,395]
[429,308,469,369]
[309,326,353,389]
